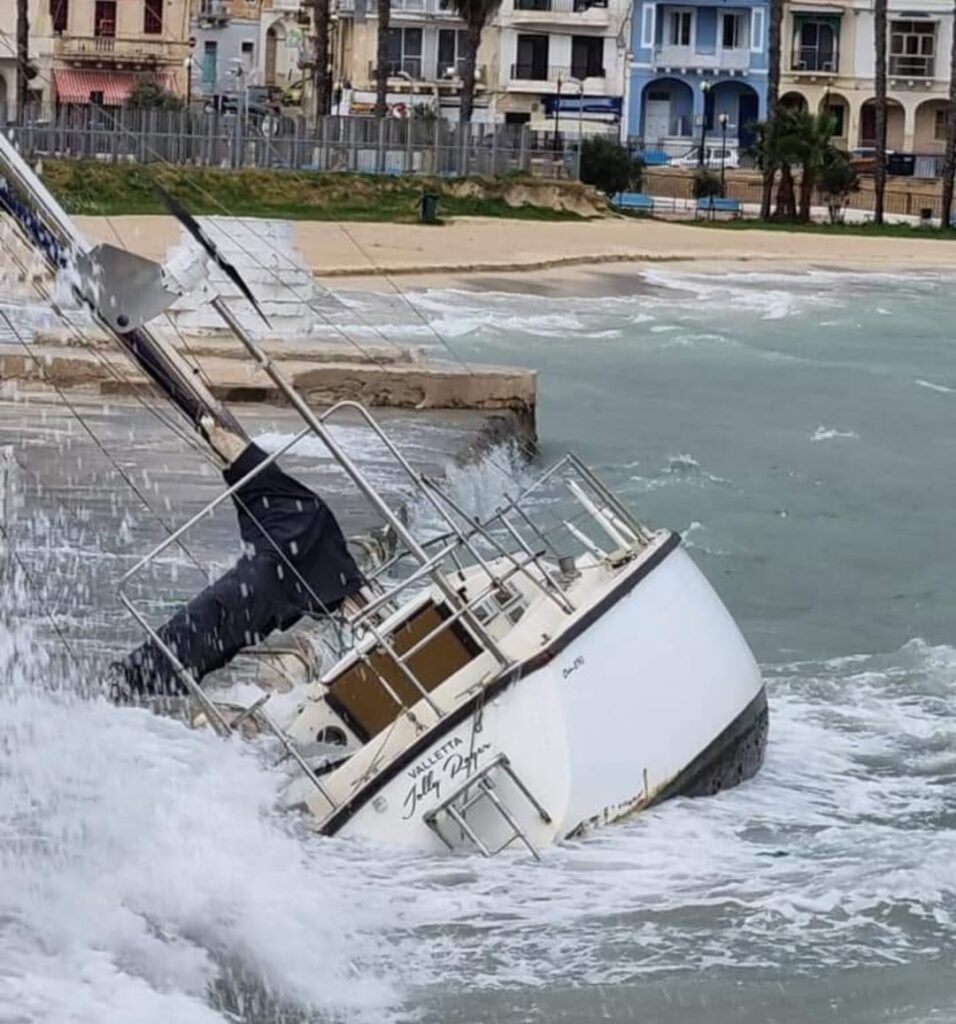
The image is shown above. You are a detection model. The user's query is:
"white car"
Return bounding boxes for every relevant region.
[668,145,740,170]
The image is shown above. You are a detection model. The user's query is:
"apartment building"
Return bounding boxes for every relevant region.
[334,0,497,120]
[0,0,47,110]
[493,0,628,132]
[190,0,264,97]
[30,0,192,104]
[779,0,953,160]
[626,0,769,149]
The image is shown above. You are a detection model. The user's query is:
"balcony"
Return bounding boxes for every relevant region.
[510,0,610,27]
[366,59,486,84]
[790,46,838,73]
[338,0,461,15]
[55,35,188,64]
[889,53,934,78]
[508,62,607,90]
[653,45,750,71]
[198,0,229,24]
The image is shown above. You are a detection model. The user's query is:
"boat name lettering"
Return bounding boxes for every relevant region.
[402,742,493,820]
[562,655,585,680]
[406,736,463,780]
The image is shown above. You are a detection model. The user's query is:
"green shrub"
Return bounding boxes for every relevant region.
[127,78,184,111]
[692,168,722,199]
[818,149,860,224]
[579,137,642,196]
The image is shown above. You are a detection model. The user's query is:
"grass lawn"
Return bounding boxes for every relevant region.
[684,217,956,240]
[40,160,589,222]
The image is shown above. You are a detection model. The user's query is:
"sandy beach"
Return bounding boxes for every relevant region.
[74,214,956,293]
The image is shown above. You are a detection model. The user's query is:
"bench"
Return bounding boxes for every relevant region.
[696,196,742,219]
[637,149,670,167]
[611,192,655,213]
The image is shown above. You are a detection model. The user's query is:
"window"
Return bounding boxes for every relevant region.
[144,0,163,34]
[49,0,68,33]
[667,10,692,47]
[437,29,467,79]
[94,0,116,37]
[826,102,845,137]
[385,27,423,78]
[792,17,838,71]
[514,0,552,9]
[889,20,935,78]
[721,12,747,49]
[514,34,549,79]
[571,36,603,78]
[935,107,947,141]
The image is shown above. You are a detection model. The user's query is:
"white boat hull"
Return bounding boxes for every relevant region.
[321,538,766,853]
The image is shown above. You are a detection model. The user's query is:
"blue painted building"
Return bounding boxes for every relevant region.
[626,0,769,154]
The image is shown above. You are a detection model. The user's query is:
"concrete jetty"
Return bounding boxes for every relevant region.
[0,214,537,441]
[0,328,536,443]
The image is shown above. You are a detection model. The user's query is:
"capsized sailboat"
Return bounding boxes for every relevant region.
[0,135,767,857]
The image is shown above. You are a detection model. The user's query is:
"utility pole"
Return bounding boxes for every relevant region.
[16,0,29,122]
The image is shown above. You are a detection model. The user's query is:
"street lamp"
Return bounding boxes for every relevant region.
[698,80,710,166]
[554,73,563,152]
[565,74,583,141]
[184,55,193,107]
[718,111,729,194]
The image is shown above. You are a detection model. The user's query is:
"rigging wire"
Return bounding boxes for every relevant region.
[0,44,580,558]
[0,223,216,465]
[0,306,209,574]
[0,36,539,476]
[0,516,85,673]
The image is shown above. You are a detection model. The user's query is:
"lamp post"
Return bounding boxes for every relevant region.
[554,73,563,153]
[564,74,583,141]
[698,80,710,166]
[718,111,728,194]
[184,55,193,107]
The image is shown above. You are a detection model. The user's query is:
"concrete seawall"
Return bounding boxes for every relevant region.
[1,332,538,445]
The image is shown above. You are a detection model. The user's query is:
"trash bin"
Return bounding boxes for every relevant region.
[419,191,439,224]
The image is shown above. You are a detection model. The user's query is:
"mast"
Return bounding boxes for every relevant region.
[0,133,246,446]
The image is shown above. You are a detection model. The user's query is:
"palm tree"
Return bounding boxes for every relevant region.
[940,0,956,229]
[444,0,503,123]
[374,0,391,119]
[751,107,834,221]
[760,0,784,218]
[792,110,836,221]
[16,0,29,121]
[873,0,887,224]
[312,0,333,120]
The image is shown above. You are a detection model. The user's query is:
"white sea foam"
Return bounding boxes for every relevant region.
[915,378,956,395]
[812,426,860,442]
[0,611,399,1023]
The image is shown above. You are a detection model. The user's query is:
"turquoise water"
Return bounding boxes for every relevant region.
[2,268,955,1023]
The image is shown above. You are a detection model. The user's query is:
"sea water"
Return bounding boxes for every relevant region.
[2,268,955,1023]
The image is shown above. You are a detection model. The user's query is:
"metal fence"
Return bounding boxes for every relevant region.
[7,104,582,179]
[644,167,949,220]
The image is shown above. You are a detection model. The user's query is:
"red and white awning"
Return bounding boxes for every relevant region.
[53,69,176,104]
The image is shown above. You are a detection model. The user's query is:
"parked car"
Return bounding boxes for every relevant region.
[669,144,740,170]
[848,147,895,175]
[203,85,282,117]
